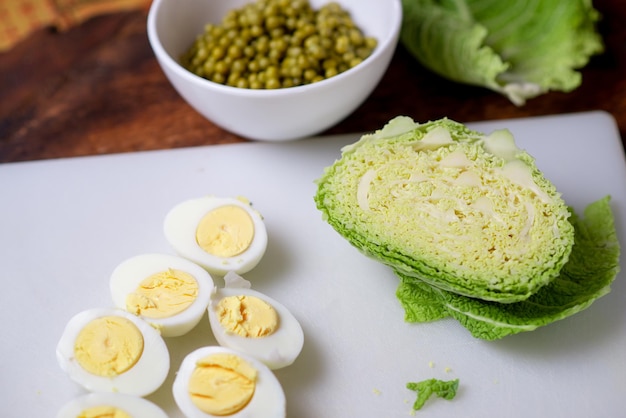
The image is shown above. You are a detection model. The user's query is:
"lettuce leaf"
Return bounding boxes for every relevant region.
[396,196,621,340]
[400,0,604,105]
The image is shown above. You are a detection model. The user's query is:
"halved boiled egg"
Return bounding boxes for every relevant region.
[56,308,170,397]
[109,253,214,337]
[173,346,286,418]
[207,272,304,370]
[57,393,168,418]
[163,196,268,276]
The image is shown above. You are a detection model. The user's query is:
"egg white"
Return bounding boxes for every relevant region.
[109,253,214,337]
[172,346,286,418]
[207,273,304,370]
[163,196,268,276]
[56,308,170,397]
[56,393,168,418]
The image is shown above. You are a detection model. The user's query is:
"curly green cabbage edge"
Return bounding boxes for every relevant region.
[315,116,574,304]
[396,196,620,340]
[400,0,604,105]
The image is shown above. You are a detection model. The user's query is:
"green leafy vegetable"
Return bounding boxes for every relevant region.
[406,378,460,411]
[400,0,604,105]
[315,116,620,341]
[315,116,574,304]
[397,196,620,340]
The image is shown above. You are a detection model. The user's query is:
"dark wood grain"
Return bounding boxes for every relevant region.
[1,0,625,163]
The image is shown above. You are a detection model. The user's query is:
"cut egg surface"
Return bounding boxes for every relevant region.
[164,196,268,276]
[56,308,170,397]
[56,393,168,418]
[109,253,214,337]
[173,346,286,418]
[207,272,304,370]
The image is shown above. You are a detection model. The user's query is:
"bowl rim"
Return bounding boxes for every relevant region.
[147,0,403,98]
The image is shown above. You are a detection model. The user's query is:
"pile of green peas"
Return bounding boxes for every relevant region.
[180,0,378,89]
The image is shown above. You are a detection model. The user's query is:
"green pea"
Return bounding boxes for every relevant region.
[214,60,229,75]
[325,67,338,78]
[228,45,243,59]
[202,59,215,74]
[266,15,284,30]
[250,24,264,37]
[266,65,280,79]
[211,46,225,60]
[289,66,302,78]
[249,79,263,89]
[211,73,226,84]
[303,68,318,81]
[248,60,260,73]
[335,35,349,54]
[349,57,363,68]
[232,58,248,74]
[244,45,256,58]
[265,78,281,89]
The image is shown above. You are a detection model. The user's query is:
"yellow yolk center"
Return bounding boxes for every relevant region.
[196,205,255,257]
[78,406,132,418]
[188,353,258,416]
[125,268,198,319]
[74,316,144,377]
[217,295,279,338]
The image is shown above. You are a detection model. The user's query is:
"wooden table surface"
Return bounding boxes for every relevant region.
[1,0,625,163]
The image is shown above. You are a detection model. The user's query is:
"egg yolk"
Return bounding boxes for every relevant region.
[188,353,257,416]
[78,406,131,418]
[217,295,279,338]
[125,268,198,319]
[196,205,255,258]
[74,316,144,377]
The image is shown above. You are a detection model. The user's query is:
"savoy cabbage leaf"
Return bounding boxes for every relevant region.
[407,378,460,411]
[400,0,604,105]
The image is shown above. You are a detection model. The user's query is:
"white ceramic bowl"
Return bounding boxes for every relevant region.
[147,0,402,141]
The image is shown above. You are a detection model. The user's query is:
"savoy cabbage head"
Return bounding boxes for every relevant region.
[314,116,574,304]
[400,0,604,105]
[396,196,620,340]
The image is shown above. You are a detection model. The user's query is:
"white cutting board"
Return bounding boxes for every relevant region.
[1,111,625,418]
